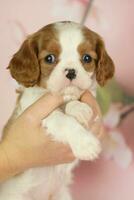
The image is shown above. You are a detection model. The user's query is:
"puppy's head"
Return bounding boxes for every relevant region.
[8,21,114,92]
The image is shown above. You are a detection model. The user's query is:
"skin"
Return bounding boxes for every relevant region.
[0,91,103,182]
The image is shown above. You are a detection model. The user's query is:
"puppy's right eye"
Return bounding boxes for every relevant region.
[82,54,92,63]
[44,54,56,64]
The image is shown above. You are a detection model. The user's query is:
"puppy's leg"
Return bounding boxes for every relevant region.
[65,100,93,128]
[43,110,101,160]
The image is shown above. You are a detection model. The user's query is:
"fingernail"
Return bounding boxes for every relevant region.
[94,115,100,122]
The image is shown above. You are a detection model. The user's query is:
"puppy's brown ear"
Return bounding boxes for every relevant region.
[95,37,115,86]
[8,38,40,87]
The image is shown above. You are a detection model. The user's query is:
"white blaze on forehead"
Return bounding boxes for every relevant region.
[55,22,84,61]
[47,22,94,93]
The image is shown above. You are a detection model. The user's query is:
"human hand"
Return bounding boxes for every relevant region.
[0,90,104,182]
[0,93,75,181]
[80,91,104,140]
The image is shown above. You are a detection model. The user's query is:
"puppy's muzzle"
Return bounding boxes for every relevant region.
[65,68,76,81]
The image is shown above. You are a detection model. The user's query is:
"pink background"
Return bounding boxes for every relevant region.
[0,0,134,199]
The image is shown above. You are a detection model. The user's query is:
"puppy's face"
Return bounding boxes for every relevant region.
[8,21,114,93]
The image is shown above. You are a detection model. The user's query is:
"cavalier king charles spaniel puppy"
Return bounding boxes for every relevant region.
[1,21,114,200]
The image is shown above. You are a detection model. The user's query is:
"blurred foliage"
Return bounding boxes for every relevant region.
[97,79,134,115]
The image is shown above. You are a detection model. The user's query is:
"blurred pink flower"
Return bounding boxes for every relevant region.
[102,103,133,169]
[69,0,89,6]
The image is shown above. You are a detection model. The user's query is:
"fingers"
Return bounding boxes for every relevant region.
[41,140,75,165]
[80,90,102,118]
[90,120,103,137]
[55,145,75,164]
[80,91,104,139]
[21,93,64,124]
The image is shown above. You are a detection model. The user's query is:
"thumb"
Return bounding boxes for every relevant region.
[80,90,102,118]
[21,93,64,124]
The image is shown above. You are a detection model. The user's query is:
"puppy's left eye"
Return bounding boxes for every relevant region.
[82,54,92,63]
[44,54,56,64]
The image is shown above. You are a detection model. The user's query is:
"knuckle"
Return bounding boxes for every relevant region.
[23,112,36,124]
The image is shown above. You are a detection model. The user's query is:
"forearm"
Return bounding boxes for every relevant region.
[0,142,15,182]
[0,141,24,182]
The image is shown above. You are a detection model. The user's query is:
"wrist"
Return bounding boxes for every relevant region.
[0,140,26,182]
[0,141,15,182]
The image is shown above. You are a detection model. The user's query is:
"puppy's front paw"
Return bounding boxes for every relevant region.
[71,134,101,160]
[62,86,82,101]
[65,101,93,128]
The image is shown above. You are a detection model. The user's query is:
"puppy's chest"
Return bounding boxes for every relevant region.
[11,88,77,196]
[21,163,76,199]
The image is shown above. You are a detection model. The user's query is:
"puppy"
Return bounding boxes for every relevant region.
[1,21,114,200]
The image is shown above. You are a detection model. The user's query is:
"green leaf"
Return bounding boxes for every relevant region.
[96,78,134,115]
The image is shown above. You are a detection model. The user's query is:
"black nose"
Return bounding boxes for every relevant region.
[65,69,76,80]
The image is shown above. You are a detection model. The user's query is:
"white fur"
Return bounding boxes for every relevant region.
[0,86,100,200]
[0,22,101,200]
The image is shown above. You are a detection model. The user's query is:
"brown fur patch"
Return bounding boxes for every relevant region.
[8,24,61,87]
[38,40,61,87]
[81,27,115,86]
[78,41,97,72]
